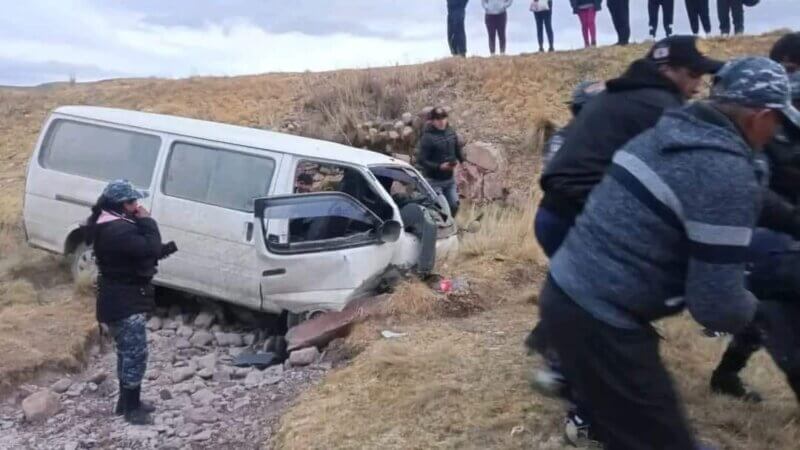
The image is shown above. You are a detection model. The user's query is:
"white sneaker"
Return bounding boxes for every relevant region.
[564,412,600,448]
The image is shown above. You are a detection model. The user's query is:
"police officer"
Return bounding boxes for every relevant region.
[85,180,177,425]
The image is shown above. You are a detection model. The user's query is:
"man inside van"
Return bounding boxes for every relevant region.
[416,107,465,217]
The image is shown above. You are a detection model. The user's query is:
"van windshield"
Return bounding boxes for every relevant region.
[369,166,440,210]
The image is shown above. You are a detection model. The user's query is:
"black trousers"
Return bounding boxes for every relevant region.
[540,278,697,449]
[607,0,630,44]
[534,10,554,50]
[485,12,508,54]
[447,9,467,56]
[717,0,744,35]
[685,0,711,34]
[648,0,675,37]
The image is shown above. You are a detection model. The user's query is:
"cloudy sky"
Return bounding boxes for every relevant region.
[1,0,798,86]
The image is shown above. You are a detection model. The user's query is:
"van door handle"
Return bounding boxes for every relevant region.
[262,268,286,277]
[245,222,254,242]
[55,194,93,208]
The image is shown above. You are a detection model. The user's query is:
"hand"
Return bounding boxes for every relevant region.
[134,205,150,218]
[439,161,457,171]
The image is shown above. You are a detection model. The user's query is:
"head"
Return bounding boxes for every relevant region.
[428,107,449,130]
[648,35,724,100]
[569,80,605,116]
[101,179,146,215]
[710,57,800,150]
[770,32,800,74]
[295,173,314,193]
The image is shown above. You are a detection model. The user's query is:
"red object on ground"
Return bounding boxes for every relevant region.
[439,278,453,293]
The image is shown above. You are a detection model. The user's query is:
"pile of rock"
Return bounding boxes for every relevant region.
[456,141,509,203]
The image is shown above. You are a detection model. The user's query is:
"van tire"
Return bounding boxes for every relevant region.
[69,242,97,283]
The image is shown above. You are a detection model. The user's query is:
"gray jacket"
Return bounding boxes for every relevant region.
[550,102,759,333]
[482,0,513,14]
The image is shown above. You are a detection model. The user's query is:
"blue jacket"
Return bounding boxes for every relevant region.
[550,101,759,333]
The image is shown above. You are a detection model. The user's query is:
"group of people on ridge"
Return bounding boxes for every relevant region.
[446,0,760,55]
[530,32,800,448]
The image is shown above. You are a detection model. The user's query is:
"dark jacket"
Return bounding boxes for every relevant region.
[94,216,164,323]
[551,102,758,333]
[540,58,684,218]
[756,129,800,239]
[416,124,465,181]
[447,0,469,12]
[570,0,602,12]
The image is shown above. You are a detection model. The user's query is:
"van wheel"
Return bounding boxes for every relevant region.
[69,243,98,283]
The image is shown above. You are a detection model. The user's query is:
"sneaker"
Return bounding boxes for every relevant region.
[564,412,599,448]
[710,371,763,403]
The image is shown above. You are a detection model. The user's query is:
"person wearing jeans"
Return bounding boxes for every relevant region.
[607,0,630,45]
[447,0,469,56]
[648,0,675,39]
[416,107,464,217]
[570,0,601,48]
[685,0,711,35]
[483,0,512,55]
[530,0,554,52]
[718,0,744,36]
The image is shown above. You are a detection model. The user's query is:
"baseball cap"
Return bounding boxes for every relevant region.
[648,35,724,75]
[710,57,800,129]
[102,179,148,204]
[569,80,605,107]
[428,106,448,120]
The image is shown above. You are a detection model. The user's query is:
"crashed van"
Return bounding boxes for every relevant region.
[23,106,459,315]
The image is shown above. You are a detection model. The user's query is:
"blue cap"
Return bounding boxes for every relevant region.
[102,180,147,203]
[711,56,800,128]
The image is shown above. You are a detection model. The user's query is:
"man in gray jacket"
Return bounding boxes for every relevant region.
[540,57,800,449]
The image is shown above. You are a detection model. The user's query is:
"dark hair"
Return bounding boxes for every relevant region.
[770,33,800,65]
[84,195,126,245]
[428,107,448,121]
[296,173,314,185]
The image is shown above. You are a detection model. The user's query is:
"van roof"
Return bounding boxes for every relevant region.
[53,106,410,168]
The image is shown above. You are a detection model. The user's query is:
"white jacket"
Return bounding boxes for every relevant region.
[482,0,513,14]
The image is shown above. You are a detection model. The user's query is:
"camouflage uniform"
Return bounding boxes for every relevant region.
[107,313,148,389]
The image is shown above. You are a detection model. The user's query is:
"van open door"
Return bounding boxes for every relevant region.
[253,192,402,313]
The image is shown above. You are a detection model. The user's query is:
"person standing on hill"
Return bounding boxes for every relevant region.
[447,0,469,56]
[685,0,712,35]
[648,0,675,39]
[570,0,602,48]
[607,0,630,46]
[541,56,799,449]
[85,180,177,425]
[483,0,513,55]
[718,0,745,36]
[530,0,554,53]
[416,107,464,216]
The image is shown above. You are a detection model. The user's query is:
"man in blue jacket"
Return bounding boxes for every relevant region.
[540,57,800,449]
[447,0,469,56]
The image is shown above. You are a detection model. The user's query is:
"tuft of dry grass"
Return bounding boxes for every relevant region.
[0,279,39,308]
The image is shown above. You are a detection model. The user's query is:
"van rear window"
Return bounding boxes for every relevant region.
[40,119,161,188]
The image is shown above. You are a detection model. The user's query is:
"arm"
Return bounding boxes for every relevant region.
[107,218,163,260]
[455,134,465,163]
[683,164,759,334]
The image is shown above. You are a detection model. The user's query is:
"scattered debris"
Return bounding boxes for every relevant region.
[234,352,279,369]
[380,330,408,339]
[21,390,61,422]
[289,347,320,367]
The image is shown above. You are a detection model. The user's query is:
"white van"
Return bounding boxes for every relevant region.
[23,106,459,314]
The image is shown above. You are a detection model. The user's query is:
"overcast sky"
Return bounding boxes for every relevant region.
[1,0,798,86]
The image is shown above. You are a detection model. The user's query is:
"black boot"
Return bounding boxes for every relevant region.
[710,336,763,403]
[123,386,154,425]
[116,382,155,415]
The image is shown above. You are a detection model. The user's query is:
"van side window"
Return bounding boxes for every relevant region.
[164,142,275,212]
[294,161,392,221]
[40,120,161,187]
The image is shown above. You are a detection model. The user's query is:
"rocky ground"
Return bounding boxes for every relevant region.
[0,305,341,449]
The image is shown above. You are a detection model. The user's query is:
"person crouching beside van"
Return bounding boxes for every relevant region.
[84,180,177,425]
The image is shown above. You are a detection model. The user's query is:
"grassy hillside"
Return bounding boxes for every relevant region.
[0,31,793,447]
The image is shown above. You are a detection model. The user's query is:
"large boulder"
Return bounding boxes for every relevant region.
[22,390,61,422]
[463,142,507,173]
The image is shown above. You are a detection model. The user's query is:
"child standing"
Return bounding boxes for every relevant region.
[530,0,554,52]
[571,0,602,48]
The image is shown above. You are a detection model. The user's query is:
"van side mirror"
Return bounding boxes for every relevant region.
[378,220,402,243]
